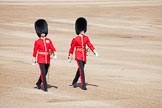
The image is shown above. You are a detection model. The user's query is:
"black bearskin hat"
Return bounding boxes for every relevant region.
[75,17,87,35]
[35,19,48,37]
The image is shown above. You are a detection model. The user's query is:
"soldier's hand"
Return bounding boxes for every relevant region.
[93,50,99,57]
[32,57,36,65]
[68,54,73,63]
[53,52,57,59]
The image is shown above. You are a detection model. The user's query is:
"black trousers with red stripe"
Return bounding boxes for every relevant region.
[36,63,50,90]
[72,60,86,87]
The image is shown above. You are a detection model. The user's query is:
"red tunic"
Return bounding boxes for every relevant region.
[69,35,95,61]
[33,37,56,64]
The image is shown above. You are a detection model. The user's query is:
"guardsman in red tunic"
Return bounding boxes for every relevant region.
[32,19,56,92]
[68,17,99,90]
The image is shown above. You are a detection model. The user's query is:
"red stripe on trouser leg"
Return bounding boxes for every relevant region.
[76,61,83,86]
[39,64,44,88]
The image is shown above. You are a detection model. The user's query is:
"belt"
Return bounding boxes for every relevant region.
[38,52,50,55]
[76,48,85,51]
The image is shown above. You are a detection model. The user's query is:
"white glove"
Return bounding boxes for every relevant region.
[68,58,72,63]
[93,50,99,57]
[50,52,57,59]
[53,54,57,59]
[53,52,57,59]
[32,62,36,66]
[68,54,73,63]
[32,57,36,65]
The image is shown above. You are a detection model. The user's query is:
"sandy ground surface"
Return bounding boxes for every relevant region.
[0,0,162,108]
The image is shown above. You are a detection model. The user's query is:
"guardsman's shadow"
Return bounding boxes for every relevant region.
[34,84,58,89]
[69,83,99,88]
[47,84,58,89]
[86,83,99,87]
